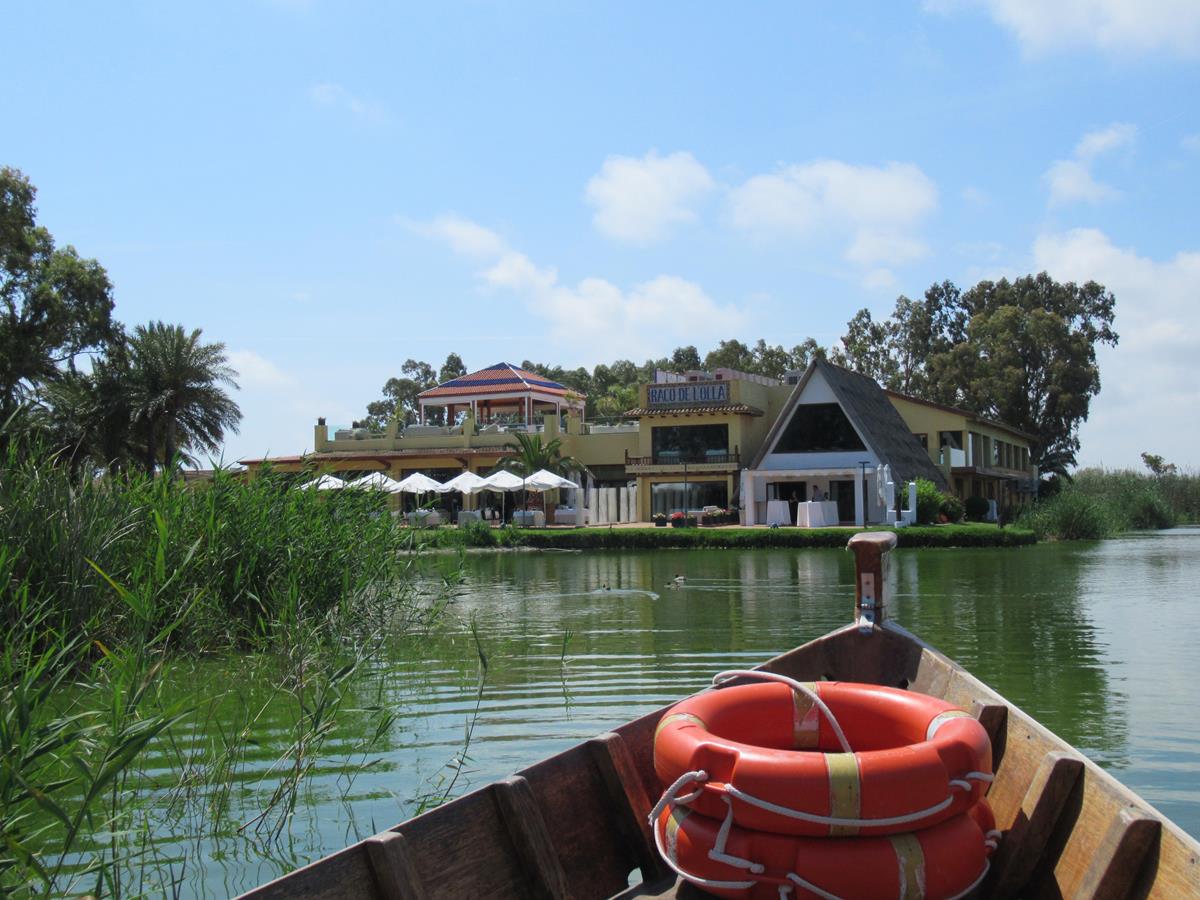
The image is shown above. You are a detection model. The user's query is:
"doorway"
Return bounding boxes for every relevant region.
[829,480,855,524]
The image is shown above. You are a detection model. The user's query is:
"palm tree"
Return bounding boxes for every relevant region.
[494,432,585,516]
[127,322,241,473]
[33,336,135,474]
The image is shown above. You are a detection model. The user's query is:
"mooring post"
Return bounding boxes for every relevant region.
[847,531,897,633]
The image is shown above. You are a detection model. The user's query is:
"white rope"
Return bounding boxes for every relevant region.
[712,670,853,754]
[965,771,994,783]
[650,806,755,891]
[707,796,765,874]
[648,769,707,825]
[724,782,956,829]
[786,870,846,900]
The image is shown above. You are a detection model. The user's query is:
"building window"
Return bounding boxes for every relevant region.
[775,403,866,454]
[651,481,728,514]
[939,431,963,450]
[651,424,729,462]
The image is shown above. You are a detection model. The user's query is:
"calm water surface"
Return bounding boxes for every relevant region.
[133,530,1200,896]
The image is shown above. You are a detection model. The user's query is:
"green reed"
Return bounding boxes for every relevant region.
[1017,467,1200,540]
[1,439,454,896]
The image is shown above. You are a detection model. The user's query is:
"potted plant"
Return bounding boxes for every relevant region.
[670,511,696,528]
[653,513,668,528]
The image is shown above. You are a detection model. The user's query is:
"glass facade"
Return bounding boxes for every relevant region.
[774,404,865,454]
[650,424,729,461]
[651,480,729,514]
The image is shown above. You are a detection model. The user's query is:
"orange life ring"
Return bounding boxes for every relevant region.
[654,678,992,837]
[655,795,997,900]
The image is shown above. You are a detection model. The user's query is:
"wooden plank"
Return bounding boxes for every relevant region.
[987,750,1084,897]
[364,831,428,900]
[1071,808,1162,900]
[587,731,670,884]
[971,700,1009,775]
[493,775,570,900]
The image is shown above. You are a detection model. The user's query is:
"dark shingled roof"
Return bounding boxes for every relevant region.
[750,359,949,491]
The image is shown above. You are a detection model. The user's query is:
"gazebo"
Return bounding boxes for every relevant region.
[416,362,585,426]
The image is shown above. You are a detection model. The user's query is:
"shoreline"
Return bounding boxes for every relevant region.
[409,523,1037,551]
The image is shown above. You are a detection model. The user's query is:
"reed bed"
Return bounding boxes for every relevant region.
[1017,467,1198,540]
[0,441,452,896]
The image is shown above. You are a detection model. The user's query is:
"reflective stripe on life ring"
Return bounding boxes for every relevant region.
[654,681,992,838]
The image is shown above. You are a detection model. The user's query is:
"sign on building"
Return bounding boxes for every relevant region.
[647,382,730,406]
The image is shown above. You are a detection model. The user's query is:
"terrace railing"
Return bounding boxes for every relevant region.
[623,450,740,467]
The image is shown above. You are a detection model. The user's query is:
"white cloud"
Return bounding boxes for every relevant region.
[1075,123,1136,159]
[584,151,715,243]
[1182,134,1200,152]
[1044,159,1118,205]
[1044,123,1135,206]
[403,214,508,258]
[309,83,388,124]
[925,0,1200,57]
[1032,228,1200,467]
[413,215,744,362]
[727,159,938,286]
[227,350,297,390]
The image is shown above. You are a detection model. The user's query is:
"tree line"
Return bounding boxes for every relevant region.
[1,166,241,472]
[366,277,1117,478]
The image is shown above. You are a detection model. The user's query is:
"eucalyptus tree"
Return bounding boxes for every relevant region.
[0,166,116,427]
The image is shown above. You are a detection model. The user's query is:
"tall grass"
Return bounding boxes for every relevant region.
[1017,467,1199,540]
[1,439,447,895]
[1,442,418,651]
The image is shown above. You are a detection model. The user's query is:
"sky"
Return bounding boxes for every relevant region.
[4,1,1199,469]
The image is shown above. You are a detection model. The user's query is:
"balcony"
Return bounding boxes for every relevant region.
[624,450,740,474]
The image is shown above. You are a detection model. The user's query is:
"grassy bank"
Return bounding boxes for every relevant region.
[417,522,1036,550]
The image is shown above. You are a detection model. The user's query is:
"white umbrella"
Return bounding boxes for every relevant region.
[442,471,489,494]
[348,472,404,493]
[300,474,345,490]
[480,469,524,523]
[396,472,447,493]
[525,469,580,490]
[442,470,489,523]
[481,470,525,491]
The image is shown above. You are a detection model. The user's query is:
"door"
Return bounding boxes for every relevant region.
[830,480,855,524]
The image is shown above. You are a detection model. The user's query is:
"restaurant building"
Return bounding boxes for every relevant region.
[240,360,1039,524]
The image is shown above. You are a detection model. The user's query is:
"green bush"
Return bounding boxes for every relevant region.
[939,493,965,523]
[507,524,1034,550]
[459,518,498,547]
[914,479,943,525]
[963,495,990,522]
[1017,489,1114,541]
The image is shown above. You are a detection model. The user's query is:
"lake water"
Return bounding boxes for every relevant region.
[105,530,1200,896]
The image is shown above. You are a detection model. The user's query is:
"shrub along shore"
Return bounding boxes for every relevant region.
[416,521,1036,550]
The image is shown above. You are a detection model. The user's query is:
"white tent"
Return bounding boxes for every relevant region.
[396,472,448,493]
[525,469,580,490]
[479,469,525,522]
[481,470,525,491]
[299,474,345,490]
[442,471,489,494]
[347,472,405,493]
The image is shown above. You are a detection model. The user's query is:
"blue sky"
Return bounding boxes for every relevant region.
[5,1,1199,468]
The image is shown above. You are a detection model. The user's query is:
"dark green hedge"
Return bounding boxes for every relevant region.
[506,523,1035,550]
